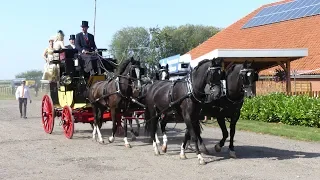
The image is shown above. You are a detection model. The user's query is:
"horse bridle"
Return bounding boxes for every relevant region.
[239,68,256,90]
[188,64,223,103]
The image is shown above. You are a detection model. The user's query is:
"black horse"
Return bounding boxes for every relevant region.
[200,61,259,158]
[125,63,170,141]
[144,58,224,165]
[87,57,143,147]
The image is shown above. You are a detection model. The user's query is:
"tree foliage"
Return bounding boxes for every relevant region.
[15,70,43,80]
[109,24,221,68]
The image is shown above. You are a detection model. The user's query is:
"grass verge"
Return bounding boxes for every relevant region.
[203,119,320,142]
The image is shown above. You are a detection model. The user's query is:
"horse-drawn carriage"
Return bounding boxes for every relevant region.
[41,48,142,139]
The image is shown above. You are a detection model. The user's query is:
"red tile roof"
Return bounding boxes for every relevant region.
[186,0,320,75]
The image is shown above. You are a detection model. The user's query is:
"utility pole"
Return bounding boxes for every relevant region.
[94,0,97,36]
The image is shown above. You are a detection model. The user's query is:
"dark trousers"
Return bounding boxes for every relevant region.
[19,98,27,118]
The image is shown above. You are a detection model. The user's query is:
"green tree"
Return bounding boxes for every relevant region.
[15,70,43,80]
[109,24,221,70]
[109,27,150,64]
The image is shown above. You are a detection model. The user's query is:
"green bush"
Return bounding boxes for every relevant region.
[240,93,320,128]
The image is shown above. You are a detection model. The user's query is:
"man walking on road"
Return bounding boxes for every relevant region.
[15,80,32,119]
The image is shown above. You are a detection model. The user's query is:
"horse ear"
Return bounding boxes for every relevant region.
[166,64,169,70]
[158,63,161,69]
[243,60,248,68]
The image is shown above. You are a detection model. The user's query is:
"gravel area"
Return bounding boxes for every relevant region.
[0,99,319,180]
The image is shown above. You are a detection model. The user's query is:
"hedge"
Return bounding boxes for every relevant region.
[240,93,320,128]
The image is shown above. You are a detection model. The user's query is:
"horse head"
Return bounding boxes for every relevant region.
[157,63,170,80]
[226,61,259,99]
[117,57,144,98]
[239,61,259,98]
[191,57,224,102]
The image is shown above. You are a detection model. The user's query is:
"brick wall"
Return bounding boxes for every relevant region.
[256,78,320,95]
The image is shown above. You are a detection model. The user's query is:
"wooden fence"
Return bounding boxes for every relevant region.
[287,91,320,98]
[0,86,14,96]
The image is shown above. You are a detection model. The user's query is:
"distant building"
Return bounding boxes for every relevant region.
[159,54,191,80]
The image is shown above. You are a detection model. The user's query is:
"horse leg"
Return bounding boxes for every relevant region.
[123,116,131,148]
[108,108,117,143]
[180,130,190,160]
[198,135,209,155]
[215,117,228,153]
[184,112,206,165]
[91,104,98,141]
[128,118,136,141]
[134,114,140,136]
[149,109,160,155]
[95,107,105,144]
[154,119,161,146]
[160,117,168,153]
[229,115,239,158]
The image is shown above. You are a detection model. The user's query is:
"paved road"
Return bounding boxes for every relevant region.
[0,100,319,180]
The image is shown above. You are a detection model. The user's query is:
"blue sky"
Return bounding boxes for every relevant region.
[0,0,278,80]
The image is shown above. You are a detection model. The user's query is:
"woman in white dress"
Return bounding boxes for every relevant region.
[42,37,55,81]
[51,30,66,82]
[42,30,66,82]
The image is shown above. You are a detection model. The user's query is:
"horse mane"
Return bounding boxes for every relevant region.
[117,58,132,75]
[226,63,243,76]
[194,59,211,70]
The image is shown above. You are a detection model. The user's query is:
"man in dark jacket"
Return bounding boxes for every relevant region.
[75,21,97,53]
[75,21,99,75]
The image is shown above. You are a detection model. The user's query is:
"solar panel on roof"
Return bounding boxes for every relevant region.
[242,0,320,29]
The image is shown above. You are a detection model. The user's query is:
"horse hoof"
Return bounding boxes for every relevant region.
[199,159,206,165]
[125,144,132,148]
[161,145,167,153]
[215,144,222,152]
[154,151,160,156]
[229,150,237,158]
[99,141,104,144]
[108,137,115,143]
[180,154,187,160]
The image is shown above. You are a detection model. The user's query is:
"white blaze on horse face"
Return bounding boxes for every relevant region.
[134,68,141,89]
[161,71,167,80]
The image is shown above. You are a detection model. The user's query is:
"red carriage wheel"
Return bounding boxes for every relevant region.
[61,106,74,139]
[41,95,55,134]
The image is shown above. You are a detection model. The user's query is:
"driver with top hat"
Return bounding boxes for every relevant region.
[75,21,97,53]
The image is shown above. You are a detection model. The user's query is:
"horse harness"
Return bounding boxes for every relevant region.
[87,65,145,108]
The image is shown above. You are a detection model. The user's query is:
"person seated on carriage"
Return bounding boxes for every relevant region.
[66,34,76,49]
[41,36,55,81]
[75,21,100,75]
[42,30,66,83]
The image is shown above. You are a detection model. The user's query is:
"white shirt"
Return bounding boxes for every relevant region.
[15,85,31,100]
[70,44,75,49]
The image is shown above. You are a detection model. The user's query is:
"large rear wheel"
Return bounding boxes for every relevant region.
[41,95,55,134]
[62,106,74,139]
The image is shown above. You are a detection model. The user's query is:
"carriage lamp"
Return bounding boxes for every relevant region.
[61,75,72,85]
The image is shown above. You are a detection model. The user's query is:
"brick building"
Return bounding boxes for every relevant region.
[185,0,320,93]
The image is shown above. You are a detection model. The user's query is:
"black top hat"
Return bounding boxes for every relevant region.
[81,21,89,27]
[69,34,75,40]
